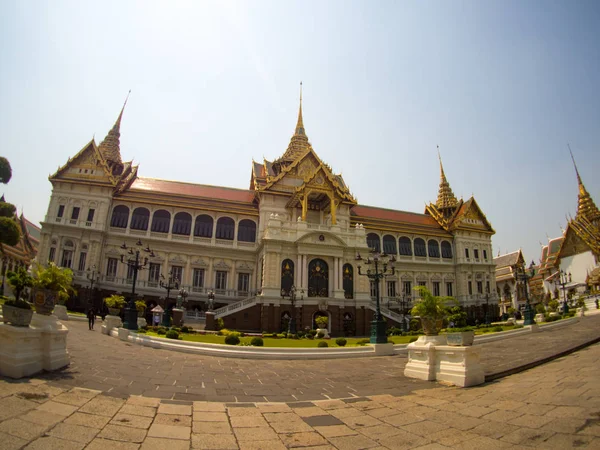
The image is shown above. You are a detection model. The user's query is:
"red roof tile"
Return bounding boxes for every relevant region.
[352,205,441,227]
[130,178,256,203]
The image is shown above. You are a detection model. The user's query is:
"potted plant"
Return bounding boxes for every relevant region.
[135,300,147,318]
[410,286,451,336]
[315,315,329,338]
[2,297,33,327]
[104,294,126,316]
[6,267,33,304]
[31,262,76,315]
[443,305,475,345]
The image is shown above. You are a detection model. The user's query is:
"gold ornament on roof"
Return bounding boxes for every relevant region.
[435,146,458,213]
[569,146,600,225]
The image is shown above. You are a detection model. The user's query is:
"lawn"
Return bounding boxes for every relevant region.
[138,331,416,347]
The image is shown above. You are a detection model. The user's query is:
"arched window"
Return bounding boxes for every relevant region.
[366,233,381,253]
[414,238,427,257]
[343,264,353,299]
[110,205,129,228]
[399,237,412,256]
[281,259,294,295]
[237,219,257,243]
[428,240,440,258]
[130,207,150,231]
[382,235,397,255]
[172,212,192,235]
[216,217,235,240]
[441,241,453,259]
[151,210,171,233]
[194,215,213,237]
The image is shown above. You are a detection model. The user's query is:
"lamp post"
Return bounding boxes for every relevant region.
[207,290,215,311]
[120,240,154,331]
[160,270,179,326]
[555,270,571,315]
[281,285,304,335]
[179,288,188,308]
[397,294,412,332]
[356,249,396,344]
[86,265,99,311]
[512,260,536,326]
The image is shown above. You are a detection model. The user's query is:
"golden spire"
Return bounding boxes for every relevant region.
[296,81,305,135]
[98,91,130,165]
[435,146,458,213]
[569,145,600,223]
[278,83,310,164]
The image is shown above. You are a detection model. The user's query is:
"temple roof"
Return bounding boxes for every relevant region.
[274,85,312,169]
[352,205,444,228]
[435,148,458,211]
[98,93,129,166]
[129,177,256,203]
[571,148,600,224]
[493,250,522,269]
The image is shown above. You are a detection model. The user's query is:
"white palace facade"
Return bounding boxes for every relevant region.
[36,96,497,335]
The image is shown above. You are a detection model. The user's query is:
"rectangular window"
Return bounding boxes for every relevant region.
[106,258,118,278]
[127,265,135,281]
[48,247,56,263]
[465,248,470,259]
[418,281,427,287]
[87,208,95,223]
[216,271,227,291]
[238,273,250,294]
[403,281,412,296]
[477,281,483,294]
[370,281,377,298]
[432,281,440,297]
[148,263,161,284]
[171,266,183,284]
[486,281,490,294]
[468,281,473,295]
[386,281,396,298]
[71,207,80,220]
[61,250,73,268]
[446,282,453,297]
[78,252,87,272]
[193,268,205,290]
[483,249,488,261]
[57,205,65,218]
[474,249,479,260]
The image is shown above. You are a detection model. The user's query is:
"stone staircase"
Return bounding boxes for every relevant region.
[213,296,259,318]
[368,301,407,325]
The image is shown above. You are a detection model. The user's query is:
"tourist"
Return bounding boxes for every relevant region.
[87,308,96,331]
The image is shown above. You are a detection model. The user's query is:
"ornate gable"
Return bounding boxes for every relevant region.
[49,140,119,186]
[449,197,495,234]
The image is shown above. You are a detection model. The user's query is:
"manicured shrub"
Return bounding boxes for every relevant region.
[308,329,317,337]
[137,328,147,334]
[172,327,181,333]
[225,334,240,345]
[356,338,370,346]
[317,331,325,339]
[276,333,286,339]
[492,326,503,332]
[152,326,159,332]
[317,341,328,348]
[157,328,166,335]
[180,326,189,333]
[335,338,347,347]
[306,334,314,340]
[166,330,179,339]
[216,317,225,331]
[250,337,264,346]
[409,337,418,343]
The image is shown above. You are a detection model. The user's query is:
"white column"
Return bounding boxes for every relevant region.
[302,255,309,290]
[294,255,299,288]
[338,258,343,290]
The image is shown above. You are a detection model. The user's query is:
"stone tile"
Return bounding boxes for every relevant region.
[401,420,449,438]
[428,428,479,446]
[154,413,192,427]
[506,413,555,429]
[79,396,125,417]
[52,392,94,407]
[157,403,192,416]
[499,427,556,446]
[19,409,65,427]
[539,433,595,448]
[540,417,589,435]
[194,412,228,422]
[514,403,556,416]
[257,404,291,413]
[364,407,396,419]
[303,415,344,427]
[327,434,380,449]
[0,431,29,450]
[141,437,190,450]
[381,413,423,427]
[278,431,329,448]
[314,424,357,437]
[98,424,148,443]
[86,438,140,450]
[470,420,520,439]
[111,413,154,429]
[481,409,525,423]
[234,426,279,441]
[458,405,496,418]
[35,400,78,417]
[357,424,406,440]
[339,414,383,428]
[0,418,49,440]
[294,406,327,418]
[191,433,238,449]
[316,400,348,410]
[193,421,233,434]
[148,423,191,440]
[545,405,588,418]
[410,444,450,450]
[193,402,226,412]
[47,422,99,444]
[238,440,287,450]
[120,404,158,418]
[269,420,313,433]
[327,408,365,419]
[230,416,269,428]
[457,435,515,449]
[493,400,528,411]
[128,396,161,408]
[226,407,262,417]
[64,412,111,429]
[23,435,86,450]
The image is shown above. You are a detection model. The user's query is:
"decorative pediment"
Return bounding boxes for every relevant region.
[237,261,254,272]
[105,247,120,256]
[214,260,230,270]
[50,140,119,186]
[450,197,495,234]
[191,257,208,267]
[169,254,186,264]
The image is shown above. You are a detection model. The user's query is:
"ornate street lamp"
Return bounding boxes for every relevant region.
[555,270,571,315]
[86,265,99,310]
[160,270,179,326]
[356,249,396,343]
[281,285,304,335]
[120,240,154,330]
[511,260,536,326]
[397,293,412,332]
[207,290,215,311]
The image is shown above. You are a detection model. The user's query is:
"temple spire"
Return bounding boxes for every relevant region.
[569,145,600,223]
[277,83,310,166]
[98,91,130,165]
[435,146,458,214]
[295,81,305,136]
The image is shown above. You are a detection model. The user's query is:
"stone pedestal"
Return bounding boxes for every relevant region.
[172,309,184,327]
[41,324,70,371]
[118,328,130,341]
[576,308,585,317]
[404,336,447,381]
[535,313,545,323]
[31,313,61,331]
[137,317,147,329]
[436,345,485,387]
[316,328,330,339]
[102,315,122,335]
[53,305,69,320]
[370,343,395,356]
[205,312,215,331]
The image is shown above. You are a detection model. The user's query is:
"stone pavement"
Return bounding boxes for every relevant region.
[1,342,599,449]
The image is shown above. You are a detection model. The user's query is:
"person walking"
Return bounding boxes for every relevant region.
[87,308,96,330]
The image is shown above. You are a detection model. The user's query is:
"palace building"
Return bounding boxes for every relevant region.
[36,94,497,335]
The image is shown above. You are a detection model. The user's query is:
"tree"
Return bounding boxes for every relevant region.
[0,157,11,184]
[7,266,33,301]
[0,157,20,246]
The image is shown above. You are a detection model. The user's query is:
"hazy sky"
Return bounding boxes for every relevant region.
[1,0,599,264]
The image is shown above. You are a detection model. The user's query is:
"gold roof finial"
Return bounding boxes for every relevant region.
[296,81,305,136]
[98,90,131,165]
[435,145,458,213]
[277,83,310,164]
[568,144,600,223]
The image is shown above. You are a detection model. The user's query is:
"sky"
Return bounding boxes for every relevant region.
[1,0,599,265]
